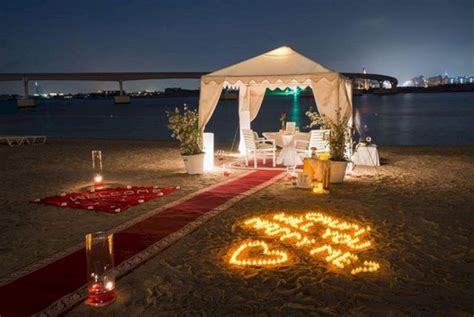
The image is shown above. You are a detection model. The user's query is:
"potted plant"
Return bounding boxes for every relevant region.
[166,104,204,174]
[306,106,350,183]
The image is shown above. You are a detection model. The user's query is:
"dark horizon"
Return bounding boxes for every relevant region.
[0,0,472,94]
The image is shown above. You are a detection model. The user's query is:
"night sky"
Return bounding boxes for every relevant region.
[0,0,472,94]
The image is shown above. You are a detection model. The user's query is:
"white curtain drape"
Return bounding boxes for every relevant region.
[238,85,251,153]
[310,78,340,122]
[344,79,353,123]
[237,84,267,152]
[198,81,224,130]
[249,84,266,122]
[310,77,352,124]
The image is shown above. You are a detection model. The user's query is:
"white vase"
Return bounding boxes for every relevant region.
[330,161,348,183]
[182,153,204,174]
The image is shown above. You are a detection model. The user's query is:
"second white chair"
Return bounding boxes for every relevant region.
[285,122,296,134]
[242,129,276,168]
[295,129,330,157]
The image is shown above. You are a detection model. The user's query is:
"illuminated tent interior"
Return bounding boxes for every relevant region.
[198,46,353,152]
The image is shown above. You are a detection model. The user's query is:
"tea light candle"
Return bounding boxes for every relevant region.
[94,174,103,184]
[313,182,324,194]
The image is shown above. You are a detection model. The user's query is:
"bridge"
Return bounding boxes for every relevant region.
[342,73,397,88]
[0,72,398,106]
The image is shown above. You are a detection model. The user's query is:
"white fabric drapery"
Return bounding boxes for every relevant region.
[198,81,223,129]
[198,46,353,153]
[249,84,266,122]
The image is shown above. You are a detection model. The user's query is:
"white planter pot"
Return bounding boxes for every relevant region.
[330,161,348,183]
[182,153,204,174]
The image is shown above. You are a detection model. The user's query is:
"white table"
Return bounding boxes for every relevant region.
[276,134,303,167]
[352,143,380,166]
[263,131,309,148]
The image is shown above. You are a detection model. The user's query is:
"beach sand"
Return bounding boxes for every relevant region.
[1,139,473,315]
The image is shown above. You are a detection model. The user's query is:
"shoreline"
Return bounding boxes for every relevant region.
[4,136,474,148]
[1,86,474,102]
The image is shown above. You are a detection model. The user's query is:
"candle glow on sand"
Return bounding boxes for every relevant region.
[229,240,289,267]
[228,212,381,275]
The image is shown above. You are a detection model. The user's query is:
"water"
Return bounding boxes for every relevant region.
[0,92,473,145]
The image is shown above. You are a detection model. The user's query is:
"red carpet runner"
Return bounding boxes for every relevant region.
[33,186,178,213]
[0,170,282,316]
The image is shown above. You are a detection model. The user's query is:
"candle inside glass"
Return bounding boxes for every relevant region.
[92,150,103,185]
[85,232,116,307]
[286,166,296,180]
[223,164,231,177]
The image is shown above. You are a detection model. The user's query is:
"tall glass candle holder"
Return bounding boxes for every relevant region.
[223,163,231,177]
[85,232,116,307]
[91,150,103,184]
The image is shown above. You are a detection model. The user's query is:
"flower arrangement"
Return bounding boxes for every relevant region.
[166,104,203,156]
[305,107,350,162]
[305,107,324,129]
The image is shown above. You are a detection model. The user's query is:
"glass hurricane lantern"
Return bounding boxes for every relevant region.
[91,150,103,184]
[85,232,116,307]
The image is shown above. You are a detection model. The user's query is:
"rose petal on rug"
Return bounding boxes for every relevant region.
[32,186,178,213]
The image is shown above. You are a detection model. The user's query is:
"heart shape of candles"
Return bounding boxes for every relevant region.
[229,240,288,267]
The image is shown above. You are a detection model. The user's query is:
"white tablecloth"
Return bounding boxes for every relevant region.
[352,143,380,166]
[276,134,303,167]
[263,131,309,148]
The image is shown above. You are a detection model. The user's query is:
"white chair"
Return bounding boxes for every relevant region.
[253,131,269,145]
[295,129,330,157]
[242,129,276,168]
[286,122,296,134]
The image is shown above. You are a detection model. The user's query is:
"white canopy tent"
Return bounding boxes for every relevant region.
[198,46,353,153]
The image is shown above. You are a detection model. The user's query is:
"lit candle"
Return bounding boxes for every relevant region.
[234,211,381,274]
[223,164,231,177]
[313,182,324,194]
[94,174,103,184]
[85,232,116,306]
[92,150,103,185]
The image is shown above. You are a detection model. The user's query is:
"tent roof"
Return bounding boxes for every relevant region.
[198,46,353,130]
[202,46,342,85]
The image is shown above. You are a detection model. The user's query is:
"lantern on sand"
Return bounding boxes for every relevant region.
[313,152,331,194]
[91,150,103,185]
[85,232,116,306]
[223,163,232,177]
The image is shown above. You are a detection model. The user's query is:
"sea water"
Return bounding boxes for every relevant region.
[0,92,472,145]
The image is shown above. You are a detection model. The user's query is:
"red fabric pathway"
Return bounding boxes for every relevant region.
[0,170,282,316]
[32,186,178,213]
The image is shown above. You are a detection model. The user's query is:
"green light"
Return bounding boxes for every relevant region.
[284,87,300,96]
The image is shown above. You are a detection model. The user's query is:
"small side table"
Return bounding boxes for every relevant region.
[352,143,380,166]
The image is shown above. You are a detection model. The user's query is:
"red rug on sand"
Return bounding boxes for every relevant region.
[231,158,303,169]
[32,186,178,213]
[0,170,283,316]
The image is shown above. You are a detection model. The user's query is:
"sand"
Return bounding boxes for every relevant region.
[0,138,241,278]
[1,139,473,315]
